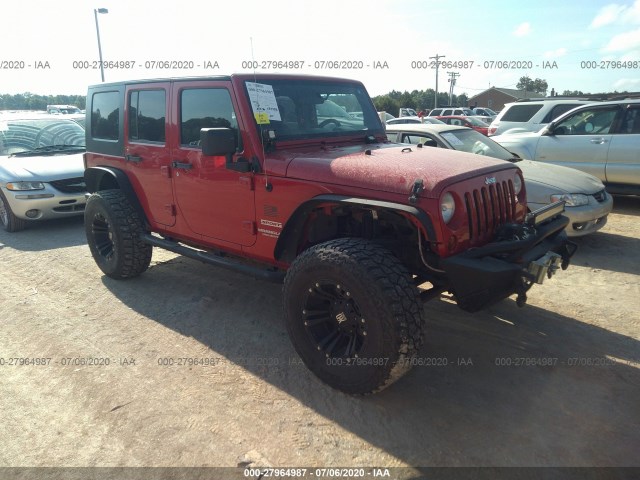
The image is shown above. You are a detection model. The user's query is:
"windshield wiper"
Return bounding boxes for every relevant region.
[10,144,86,157]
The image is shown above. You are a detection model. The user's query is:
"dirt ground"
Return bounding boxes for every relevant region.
[0,196,639,473]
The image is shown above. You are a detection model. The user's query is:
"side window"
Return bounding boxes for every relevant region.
[620,107,640,134]
[128,90,166,143]
[542,103,585,123]
[402,133,438,147]
[501,105,543,122]
[386,132,400,142]
[91,91,119,140]
[180,88,239,147]
[554,107,619,135]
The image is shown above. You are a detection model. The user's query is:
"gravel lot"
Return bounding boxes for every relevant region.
[1,196,639,473]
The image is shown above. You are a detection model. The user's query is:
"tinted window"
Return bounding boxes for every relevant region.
[91,91,119,140]
[129,90,166,143]
[180,89,238,147]
[501,104,544,122]
[620,107,640,134]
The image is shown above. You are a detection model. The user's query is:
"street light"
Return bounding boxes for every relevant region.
[94,8,108,82]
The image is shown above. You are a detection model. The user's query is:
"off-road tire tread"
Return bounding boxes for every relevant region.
[284,238,425,395]
[85,189,152,279]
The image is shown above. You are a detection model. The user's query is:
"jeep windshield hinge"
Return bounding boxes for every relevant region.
[409,179,424,204]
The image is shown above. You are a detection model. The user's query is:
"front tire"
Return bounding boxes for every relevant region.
[0,190,27,232]
[283,238,425,394]
[84,189,152,279]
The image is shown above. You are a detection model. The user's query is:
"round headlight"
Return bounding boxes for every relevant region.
[440,192,455,224]
[513,173,523,195]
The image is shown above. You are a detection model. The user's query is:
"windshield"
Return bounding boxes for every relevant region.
[245,79,383,141]
[0,118,85,156]
[466,117,489,127]
[439,128,514,161]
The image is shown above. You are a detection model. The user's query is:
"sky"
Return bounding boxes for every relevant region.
[1,0,639,98]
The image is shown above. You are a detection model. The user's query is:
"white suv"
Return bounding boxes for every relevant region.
[428,107,475,117]
[488,99,594,136]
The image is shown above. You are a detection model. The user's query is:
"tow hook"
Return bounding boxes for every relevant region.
[528,252,563,284]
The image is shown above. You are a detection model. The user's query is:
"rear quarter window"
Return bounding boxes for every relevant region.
[91,91,120,140]
[500,104,544,122]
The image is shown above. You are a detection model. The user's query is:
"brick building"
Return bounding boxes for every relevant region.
[467,87,544,111]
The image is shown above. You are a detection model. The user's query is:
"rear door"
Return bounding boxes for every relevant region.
[533,104,621,181]
[124,83,175,226]
[605,104,640,186]
[170,81,256,246]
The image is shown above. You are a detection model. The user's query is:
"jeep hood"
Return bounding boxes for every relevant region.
[283,144,516,198]
[0,153,85,182]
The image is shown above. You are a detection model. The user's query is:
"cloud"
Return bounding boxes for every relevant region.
[613,78,640,89]
[603,27,640,51]
[590,0,640,28]
[513,22,532,37]
[543,47,568,58]
[590,4,627,28]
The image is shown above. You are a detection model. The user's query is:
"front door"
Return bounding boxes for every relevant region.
[534,105,621,180]
[170,82,256,246]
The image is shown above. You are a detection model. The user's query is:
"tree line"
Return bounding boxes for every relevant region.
[0,93,86,111]
[372,89,469,115]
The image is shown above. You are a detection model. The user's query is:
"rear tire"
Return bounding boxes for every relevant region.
[85,190,152,279]
[0,190,27,232]
[283,238,425,395]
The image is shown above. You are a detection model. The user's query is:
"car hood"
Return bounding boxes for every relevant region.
[517,160,604,195]
[0,152,85,182]
[282,143,515,198]
[492,131,541,143]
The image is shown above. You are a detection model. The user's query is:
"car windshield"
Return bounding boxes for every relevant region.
[0,118,86,156]
[245,79,383,141]
[439,128,514,160]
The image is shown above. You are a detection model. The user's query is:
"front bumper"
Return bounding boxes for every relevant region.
[2,185,86,220]
[441,202,576,312]
[529,193,613,237]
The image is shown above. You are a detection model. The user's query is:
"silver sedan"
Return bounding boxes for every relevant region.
[0,113,87,232]
[385,123,613,237]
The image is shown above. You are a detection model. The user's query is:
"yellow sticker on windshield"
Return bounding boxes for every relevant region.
[254,112,270,124]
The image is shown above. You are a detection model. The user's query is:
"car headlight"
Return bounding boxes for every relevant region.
[6,181,45,191]
[441,192,455,224]
[550,193,589,207]
[513,173,523,195]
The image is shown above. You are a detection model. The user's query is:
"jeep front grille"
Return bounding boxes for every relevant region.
[464,180,516,242]
[49,177,87,193]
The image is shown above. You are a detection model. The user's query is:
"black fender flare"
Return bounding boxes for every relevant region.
[274,194,437,263]
[84,166,149,227]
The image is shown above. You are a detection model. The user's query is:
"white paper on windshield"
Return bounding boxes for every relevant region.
[441,132,464,146]
[246,82,281,122]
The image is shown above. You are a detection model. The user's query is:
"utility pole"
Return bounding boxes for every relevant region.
[447,72,460,106]
[429,54,445,108]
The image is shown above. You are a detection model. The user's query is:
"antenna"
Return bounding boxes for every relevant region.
[250,37,272,192]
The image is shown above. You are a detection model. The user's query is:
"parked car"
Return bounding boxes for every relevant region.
[472,107,498,123]
[386,116,445,125]
[488,98,594,136]
[386,123,613,236]
[492,99,640,196]
[436,115,490,135]
[378,111,395,122]
[428,107,475,117]
[46,104,82,115]
[0,113,87,232]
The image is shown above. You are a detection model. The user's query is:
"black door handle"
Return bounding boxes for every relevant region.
[126,154,142,163]
[172,161,193,170]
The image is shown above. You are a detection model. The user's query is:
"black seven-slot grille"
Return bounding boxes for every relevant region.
[49,177,87,193]
[464,180,516,242]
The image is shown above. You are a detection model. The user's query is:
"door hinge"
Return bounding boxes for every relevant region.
[242,220,256,234]
[165,204,177,216]
[239,176,254,191]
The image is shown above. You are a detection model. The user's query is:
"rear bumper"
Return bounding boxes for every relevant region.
[441,202,576,312]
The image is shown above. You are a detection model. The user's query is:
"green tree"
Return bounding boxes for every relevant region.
[516,76,548,95]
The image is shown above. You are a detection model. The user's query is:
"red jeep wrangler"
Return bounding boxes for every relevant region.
[84,74,575,394]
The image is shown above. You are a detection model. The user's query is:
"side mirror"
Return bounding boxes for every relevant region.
[200,128,237,156]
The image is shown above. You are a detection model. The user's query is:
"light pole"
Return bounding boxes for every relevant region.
[429,54,445,109]
[94,8,108,82]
